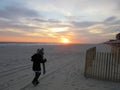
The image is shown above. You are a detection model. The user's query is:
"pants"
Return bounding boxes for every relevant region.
[32,71,41,82]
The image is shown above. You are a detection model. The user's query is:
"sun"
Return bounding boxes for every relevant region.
[60,37,70,44]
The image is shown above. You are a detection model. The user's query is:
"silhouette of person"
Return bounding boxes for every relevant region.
[31,48,47,85]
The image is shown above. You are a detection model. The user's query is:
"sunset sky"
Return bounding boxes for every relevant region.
[0,0,120,43]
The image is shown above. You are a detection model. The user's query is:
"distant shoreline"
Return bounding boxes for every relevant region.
[0,42,60,46]
[0,42,97,46]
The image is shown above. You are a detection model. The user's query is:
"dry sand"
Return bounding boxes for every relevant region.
[0,44,119,90]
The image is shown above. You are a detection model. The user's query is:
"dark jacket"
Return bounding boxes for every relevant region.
[31,53,44,71]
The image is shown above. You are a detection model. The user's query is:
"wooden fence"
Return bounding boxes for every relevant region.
[84,47,120,82]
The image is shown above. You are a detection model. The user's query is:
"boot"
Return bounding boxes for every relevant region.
[32,72,41,85]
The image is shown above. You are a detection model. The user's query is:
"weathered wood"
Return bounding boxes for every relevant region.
[84,47,120,82]
[84,47,96,77]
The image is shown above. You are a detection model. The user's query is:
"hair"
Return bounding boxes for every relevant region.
[37,49,40,53]
[37,48,44,54]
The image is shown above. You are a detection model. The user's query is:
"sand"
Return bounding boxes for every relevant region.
[0,44,120,90]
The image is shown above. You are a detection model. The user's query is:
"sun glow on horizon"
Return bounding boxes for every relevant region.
[60,37,70,44]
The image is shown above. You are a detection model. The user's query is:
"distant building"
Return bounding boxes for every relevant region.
[116,33,120,40]
[105,33,120,47]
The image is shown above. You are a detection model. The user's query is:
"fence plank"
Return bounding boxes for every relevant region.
[102,52,106,80]
[84,47,120,82]
[116,52,120,81]
[95,52,98,79]
[109,53,113,81]
[101,52,105,80]
[99,52,102,80]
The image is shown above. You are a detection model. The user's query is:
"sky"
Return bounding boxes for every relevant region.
[0,0,120,43]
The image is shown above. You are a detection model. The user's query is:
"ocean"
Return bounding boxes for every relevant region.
[0,42,60,46]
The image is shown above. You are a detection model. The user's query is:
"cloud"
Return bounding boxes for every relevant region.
[104,16,120,27]
[67,15,120,43]
[0,19,40,31]
[0,0,120,43]
[0,28,28,37]
[0,4,39,20]
[115,0,120,11]
[71,21,99,28]
[33,18,61,23]
[104,16,117,22]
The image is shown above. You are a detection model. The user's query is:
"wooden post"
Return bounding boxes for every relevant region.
[84,47,96,78]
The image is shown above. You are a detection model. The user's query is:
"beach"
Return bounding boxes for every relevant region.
[0,43,119,90]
